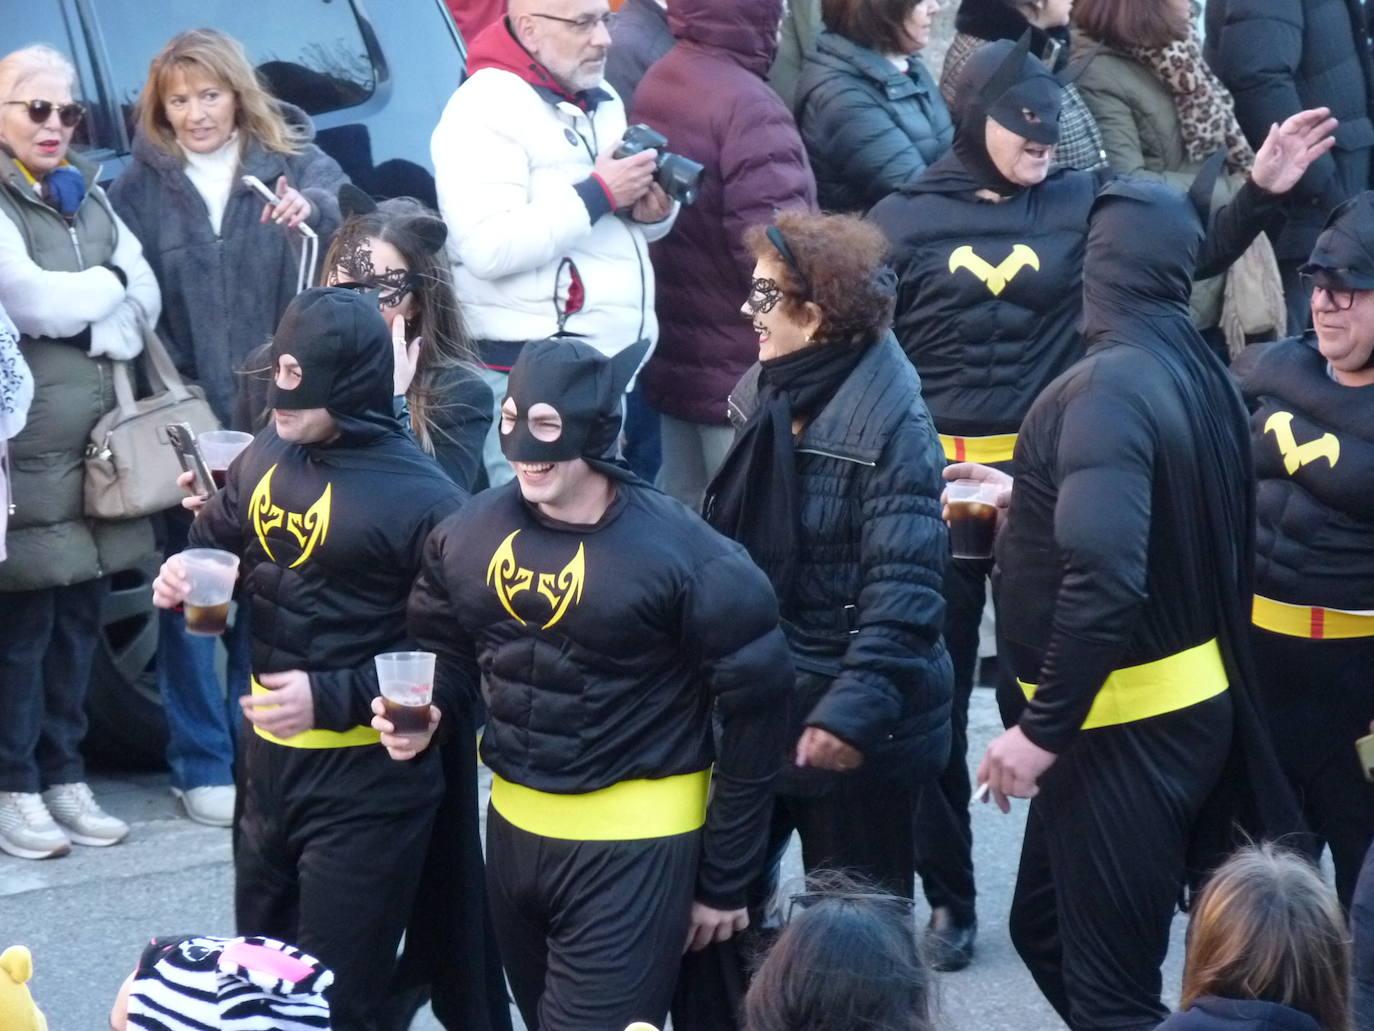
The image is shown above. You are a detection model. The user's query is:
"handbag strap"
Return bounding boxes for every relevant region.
[130,298,191,402]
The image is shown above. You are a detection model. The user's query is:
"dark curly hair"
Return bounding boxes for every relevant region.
[743,211,897,350]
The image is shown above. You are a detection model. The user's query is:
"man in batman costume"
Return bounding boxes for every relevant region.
[408,337,793,1031]
[152,288,508,1031]
[970,174,1305,1030]
[867,34,1334,968]
[1234,192,1374,911]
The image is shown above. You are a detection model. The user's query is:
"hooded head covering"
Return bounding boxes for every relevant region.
[1081,174,1307,879]
[501,337,649,482]
[266,287,397,445]
[1299,190,1374,292]
[125,935,332,1030]
[950,35,1064,194]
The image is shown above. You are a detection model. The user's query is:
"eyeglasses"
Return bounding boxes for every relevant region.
[529,10,618,34]
[4,99,85,128]
[1300,272,1358,311]
[766,225,811,297]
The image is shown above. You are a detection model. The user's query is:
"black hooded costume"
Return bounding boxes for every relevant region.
[995,176,1303,1031]
[1233,192,1374,910]
[866,37,1286,944]
[187,289,508,1031]
[407,337,793,1031]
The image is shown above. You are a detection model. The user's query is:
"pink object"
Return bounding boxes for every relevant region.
[219,941,315,983]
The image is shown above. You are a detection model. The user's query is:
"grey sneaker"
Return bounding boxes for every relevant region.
[0,791,72,859]
[41,782,129,847]
[172,785,235,828]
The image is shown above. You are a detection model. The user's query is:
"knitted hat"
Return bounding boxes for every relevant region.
[124,935,332,1030]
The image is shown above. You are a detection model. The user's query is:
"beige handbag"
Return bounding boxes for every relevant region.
[1220,230,1287,360]
[83,309,219,520]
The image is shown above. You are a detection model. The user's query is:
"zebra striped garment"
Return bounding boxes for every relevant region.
[125,935,332,1030]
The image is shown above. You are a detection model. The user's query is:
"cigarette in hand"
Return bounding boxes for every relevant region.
[971,782,990,806]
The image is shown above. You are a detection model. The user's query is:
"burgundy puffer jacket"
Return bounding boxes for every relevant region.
[632,0,817,425]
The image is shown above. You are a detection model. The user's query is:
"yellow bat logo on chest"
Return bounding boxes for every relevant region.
[247,464,332,568]
[948,244,1041,296]
[485,529,586,630]
[1264,411,1340,475]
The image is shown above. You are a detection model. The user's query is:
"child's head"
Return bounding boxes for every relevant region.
[743,885,933,1031]
[1183,843,1350,1031]
[108,935,332,1030]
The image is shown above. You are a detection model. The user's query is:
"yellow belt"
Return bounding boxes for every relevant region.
[940,432,1018,464]
[1018,638,1228,730]
[250,678,380,749]
[490,769,711,841]
[1252,595,1374,640]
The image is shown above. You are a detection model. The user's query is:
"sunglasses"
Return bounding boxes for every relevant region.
[786,890,918,923]
[5,99,85,128]
[1299,272,1358,311]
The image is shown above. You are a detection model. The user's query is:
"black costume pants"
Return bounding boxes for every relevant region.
[486,806,699,1031]
[1251,629,1374,909]
[1010,693,1232,1031]
[234,730,443,1031]
[913,554,987,920]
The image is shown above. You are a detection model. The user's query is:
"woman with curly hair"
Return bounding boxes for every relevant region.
[705,210,953,899]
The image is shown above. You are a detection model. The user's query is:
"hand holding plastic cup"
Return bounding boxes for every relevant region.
[375,651,436,735]
[180,548,240,635]
[945,479,1002,560]
[198,430,253,487]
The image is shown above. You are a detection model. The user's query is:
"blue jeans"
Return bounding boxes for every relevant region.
[157,606,250,790]
[0,578,110,792]
[159,511,250,790]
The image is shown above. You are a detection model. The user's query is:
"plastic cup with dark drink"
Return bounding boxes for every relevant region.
[180,548,240,636]
[946,479,1002,560]
[375,651,436,735]
[199,430,253,488]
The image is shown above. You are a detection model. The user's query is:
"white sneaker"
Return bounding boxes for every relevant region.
[41,782,130,847]
[0,791,72,859]
[172,785,235,828]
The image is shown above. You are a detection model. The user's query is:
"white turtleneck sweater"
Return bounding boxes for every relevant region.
[179,133,241,235]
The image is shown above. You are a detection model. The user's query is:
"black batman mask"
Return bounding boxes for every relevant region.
[265,287,397,442]
[952,34,1065,195]
[1300,190,1374,292]
[501,337,650,477]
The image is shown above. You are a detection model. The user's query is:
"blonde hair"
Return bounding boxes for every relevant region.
[0,45,77,102]
[135,29,304,159]
[1182,844,1351,1031]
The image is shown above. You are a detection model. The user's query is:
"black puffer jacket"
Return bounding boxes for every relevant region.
[1204,0,1374,260]
[726,334,953,785]
[795,31,954,213]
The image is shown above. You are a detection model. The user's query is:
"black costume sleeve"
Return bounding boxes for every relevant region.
[407,520,483,732]
[427,370,495,494]
[1017,371,1155,754]
[310,497,462,732]
[1195,178,1284,281]
[804,421,950,774]
[186,460,247,556]
[682,549,793,910]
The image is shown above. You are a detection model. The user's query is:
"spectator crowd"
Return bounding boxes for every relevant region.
[2,0,1374,1030]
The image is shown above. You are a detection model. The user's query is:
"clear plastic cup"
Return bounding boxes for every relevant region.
[375,651,436,735]
[945,479,1002,560]
[180,548,240,635]
[198,430,253,487]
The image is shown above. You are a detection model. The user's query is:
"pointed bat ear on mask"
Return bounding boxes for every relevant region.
[338,183,378,219]
[980,30,1035,106]
[409,217,448,255]
[601,338,651,410]
[1188,150,1227,227]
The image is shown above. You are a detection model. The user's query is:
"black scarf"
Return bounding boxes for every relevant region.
[704,342,863,598]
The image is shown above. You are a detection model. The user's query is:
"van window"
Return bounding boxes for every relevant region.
[93,0,378,128]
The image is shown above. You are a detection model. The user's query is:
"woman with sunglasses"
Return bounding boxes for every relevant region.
[107,28,348,831]
[0,44,162,859]
[704,210,952,918]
